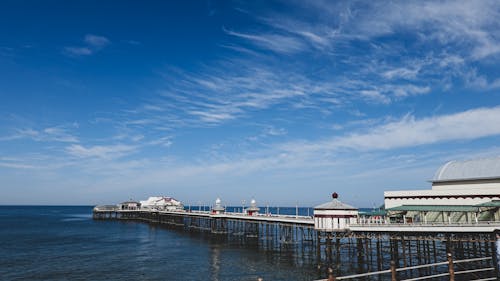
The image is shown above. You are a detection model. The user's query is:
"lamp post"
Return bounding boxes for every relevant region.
[296,201,299,218]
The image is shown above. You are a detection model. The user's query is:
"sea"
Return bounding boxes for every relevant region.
[0,205,341,281]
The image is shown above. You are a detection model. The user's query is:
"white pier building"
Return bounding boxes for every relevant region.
[384,157,500,224]
[314,193,358,231]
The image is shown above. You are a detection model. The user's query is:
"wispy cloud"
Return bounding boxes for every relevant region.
[359,90,390,105]
[224,28,306,54]
[0,126,78,143]
[84,34,110,48]
[65,144,136,159]
[62,47,92,56]
[148,136,173,147]
[282,106,500,153]
[64,34,111,56]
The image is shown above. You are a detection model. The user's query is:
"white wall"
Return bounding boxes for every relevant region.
[384,181,500,209]
[313,209,359,231]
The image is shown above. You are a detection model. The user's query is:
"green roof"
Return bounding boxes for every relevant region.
[359,210,386,216]
[475,200,500,208]
[387,205,479,212]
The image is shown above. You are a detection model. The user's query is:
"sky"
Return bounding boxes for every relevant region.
[1,0,500,207]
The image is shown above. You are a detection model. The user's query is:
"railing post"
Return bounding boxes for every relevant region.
[390,260,397,281]
[327,267,336,281]
[447,253,455,281]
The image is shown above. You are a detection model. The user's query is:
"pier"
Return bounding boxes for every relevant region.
[93,157,500,280]
[93,205,500,280]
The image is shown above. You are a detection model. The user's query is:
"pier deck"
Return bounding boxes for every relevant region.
[350,222,500,233]
[94,208,500,233]
[93,207,500,280]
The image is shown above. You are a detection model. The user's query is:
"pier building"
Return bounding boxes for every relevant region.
[139,196,183,211]
[385,157,500,209]
[118,200,141,210]
[313,193,358,231]
[384,157,500,224]
[245,199,260,216]
[211,198,225,214]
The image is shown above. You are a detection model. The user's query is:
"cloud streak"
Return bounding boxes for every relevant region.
[0,126,78,143]
[66,144,136,159]
[282,106,500,153]
[64,34,110,56]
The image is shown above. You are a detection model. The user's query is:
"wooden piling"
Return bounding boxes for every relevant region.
[390,260,397,281]
[327,267,336,281]
[447,253,455,281]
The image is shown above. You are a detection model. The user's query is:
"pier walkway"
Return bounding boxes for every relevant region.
[94,207,500,233]
[93,207,500,280]
[93,208,314,225]
[350,221,500,233]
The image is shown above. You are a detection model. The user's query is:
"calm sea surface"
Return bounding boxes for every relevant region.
[0,206,327,281]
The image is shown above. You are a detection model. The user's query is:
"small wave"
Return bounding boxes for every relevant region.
[61,213,92,222]
[61,217,88,222]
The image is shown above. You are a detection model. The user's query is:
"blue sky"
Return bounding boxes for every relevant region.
[1,1,500,207]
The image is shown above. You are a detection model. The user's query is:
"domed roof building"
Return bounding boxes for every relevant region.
[384,157,500,223]
[433,157,500,182]
[245,199,260,216]
[211,198,225,214]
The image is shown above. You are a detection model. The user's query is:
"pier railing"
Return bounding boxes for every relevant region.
[352,220,500,227]
[311,253,497,281]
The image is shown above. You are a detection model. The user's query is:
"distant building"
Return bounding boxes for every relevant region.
[118,201,141,210]
[211,198,225,214]
[314,193,358,231]
[245,199,260,216]
[140,196,183,211]
[384,157,500,223]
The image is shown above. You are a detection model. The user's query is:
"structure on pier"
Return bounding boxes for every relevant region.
[211,198,225,214]
[313,193,358,231]
[245,199,260,216]
[384,157,500,223]
[140,196,184,211]
[118,200,141,210]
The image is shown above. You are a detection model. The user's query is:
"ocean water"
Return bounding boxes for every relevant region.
[0,206,322,281]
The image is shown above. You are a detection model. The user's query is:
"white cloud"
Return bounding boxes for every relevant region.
[264,126,287,136]
[84,34,110,48]
[383,67,420,80]
[64,34,110,56]
[465,69,500,90]
[148,136,173,147]
[282,106,500,153]
[388,85,431,98]
[0,126,78,143]
[224,28,306,54]
[64,47,93,56]
[66,144,136,159]
[359,90,390,104]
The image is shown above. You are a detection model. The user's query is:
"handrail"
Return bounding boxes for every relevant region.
[402,272,450,281]
[395,261,449,271]
[313,254,496,281]
[335,269,392,280]
[351,221,500,227]
[454,267,494,275]
[453,256,491,264]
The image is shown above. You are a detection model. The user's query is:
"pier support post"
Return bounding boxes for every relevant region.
[447,253,455,281]
[390,260,397,281]
[391,260,398,281]
[327,267,336,281]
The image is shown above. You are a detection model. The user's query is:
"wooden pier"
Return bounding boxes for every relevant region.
[93,207,500,280]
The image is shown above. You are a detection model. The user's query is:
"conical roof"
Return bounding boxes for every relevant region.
[314,198,357,210]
